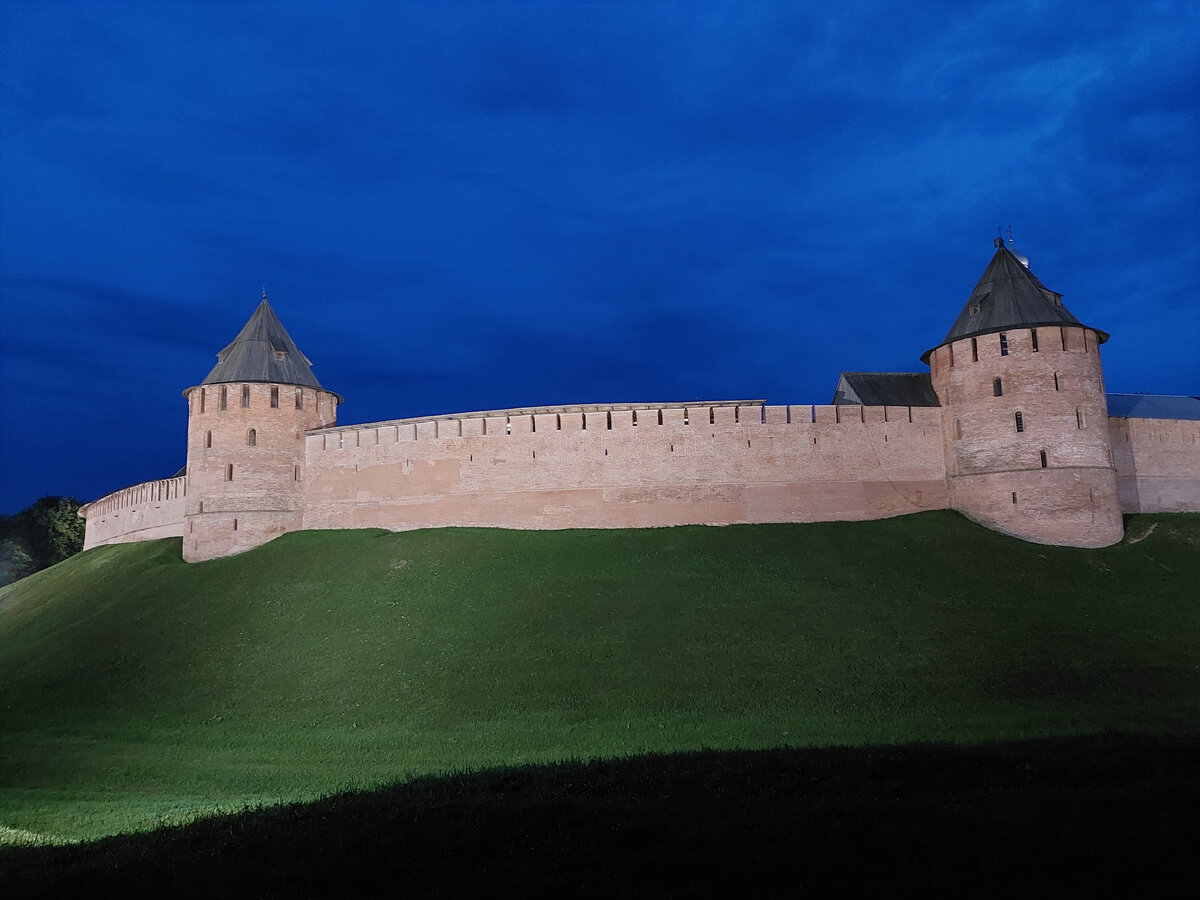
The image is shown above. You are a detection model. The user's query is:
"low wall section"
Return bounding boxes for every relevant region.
[80,476,187,550]
[1110,417,1200,513]
[302,403,949,533]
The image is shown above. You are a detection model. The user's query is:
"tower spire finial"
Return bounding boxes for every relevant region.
[262,285,267,303]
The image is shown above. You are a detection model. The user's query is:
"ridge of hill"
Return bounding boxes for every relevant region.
[2,511,1198,842]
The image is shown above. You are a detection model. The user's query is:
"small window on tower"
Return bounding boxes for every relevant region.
[1015,412,1024,433]
[247,428,256,447]
[1040,450,1048,468]
[204,430,212,449]
[200,389,206,413]
[971,338,979,362]
[241,385,250,408]
[219,386,227,410]
[999,332,1009,356]
[225,463,233,481]
[270,387,279,408]
[968,302,980,316]
[1031,329,1039,352]
[295,389,303,410]
[993,377,1003,397]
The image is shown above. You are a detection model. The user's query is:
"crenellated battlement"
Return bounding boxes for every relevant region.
[79,476,187,550]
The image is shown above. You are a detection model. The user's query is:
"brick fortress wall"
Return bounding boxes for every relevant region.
[929,324,1123,547]
[181,381,339,561]
[299,402,950,536]
[1110,415,1200,513]
[79,476,187,550]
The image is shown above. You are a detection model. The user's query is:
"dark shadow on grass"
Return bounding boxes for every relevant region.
[2,732,1198,897]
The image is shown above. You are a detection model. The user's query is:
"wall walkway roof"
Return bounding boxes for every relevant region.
[1107,393,1200,421]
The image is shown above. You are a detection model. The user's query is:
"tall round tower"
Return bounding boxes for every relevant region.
[182,293,340,562]
[922,238,1122,548]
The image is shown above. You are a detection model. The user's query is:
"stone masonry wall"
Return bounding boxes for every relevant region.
[80,476,187,550]
[1110,416,1200,513]
[182,382,339,561]
[301,403,950,533]
[929,324,1123,547]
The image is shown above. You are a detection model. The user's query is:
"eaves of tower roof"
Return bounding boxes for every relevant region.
[920,243,1107,364]
[197,297,325,389]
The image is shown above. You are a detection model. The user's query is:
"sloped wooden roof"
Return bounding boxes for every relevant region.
[200,297,325,389]
[832,372,941,407]
[921,241,1107,363]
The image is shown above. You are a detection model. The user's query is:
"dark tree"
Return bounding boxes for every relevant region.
[0,496,86,586]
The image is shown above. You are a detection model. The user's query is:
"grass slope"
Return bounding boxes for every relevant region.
[4,735,1198,896]
[1,512,1198,843]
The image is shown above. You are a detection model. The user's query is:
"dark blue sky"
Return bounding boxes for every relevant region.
[1,1,1197,513]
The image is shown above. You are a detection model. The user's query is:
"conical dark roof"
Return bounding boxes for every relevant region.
[200,296,325,388]
[921,241,1107,363]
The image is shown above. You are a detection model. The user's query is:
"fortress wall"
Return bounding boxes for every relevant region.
[1109,417,1200,513]
[80,476,187,550]
[300,403,948,533]
[930,326,1123,547]
[183,382,339,562]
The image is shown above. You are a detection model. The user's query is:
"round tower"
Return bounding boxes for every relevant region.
[922,238,1122,548]
[182,293,340,561]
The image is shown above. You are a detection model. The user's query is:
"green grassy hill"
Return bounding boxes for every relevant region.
[2,512,1198,845]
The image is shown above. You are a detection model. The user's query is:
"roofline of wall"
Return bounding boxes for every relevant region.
[309,400,768,434]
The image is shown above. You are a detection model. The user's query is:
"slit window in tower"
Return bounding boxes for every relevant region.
[658,409,664,426]
[948,343,954,367]
[993,378,1003,397]
[270,386,279,408]
[607,412,613,430]
[530,415,536,433]
[219,386,227,410]
[1015,412,1024,433]
[232,518,238,531]
[709,408,715,425]
[247,428,256,446]
[971,338,979,362]
[204,430,212,449]
[1040,450,1048,468]
[954,419,962,439]
[632,410,638,427]
[1031,329,1039,352]
[999,332,1009,356]
[296,388,303,409]
[1054,372,1060,391]
[241,385,250,408]
[556,414,561,431]
[225,464,233,481]
[1012,492,1018,505]
[1077,408,1085,429]
[200,389,206,413]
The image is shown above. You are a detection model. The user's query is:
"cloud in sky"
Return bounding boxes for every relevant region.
[1,0,1196,511]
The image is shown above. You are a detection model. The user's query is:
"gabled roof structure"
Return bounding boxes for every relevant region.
[921,239,1107,363]
[199,296,325,389]
[832,372,941,407]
